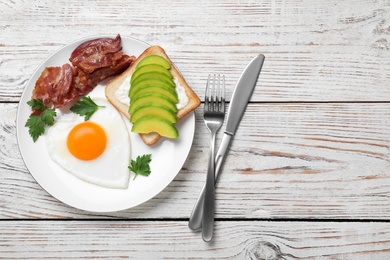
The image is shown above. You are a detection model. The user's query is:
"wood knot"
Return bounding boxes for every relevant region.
[245,241,284,260]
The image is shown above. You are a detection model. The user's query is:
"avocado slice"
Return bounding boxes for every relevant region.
[129,93,177,115]
[130,85,178,104]
[131,72,175,87]
[131,116,179,138]
[129,79,175,97]
[132,78,175,90]
[131,64,172,84]
[136,55,171,70]
[130,103,177,124]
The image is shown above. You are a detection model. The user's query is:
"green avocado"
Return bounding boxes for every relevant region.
[131,64,172,84]
[129,54,180,140]
[130,103,177,124]
[129,79,175,97]
[129,93,177,115]
[131,72,175,88]
[131,116,179,139]
[136,55,171,70]
[130,85,178,104]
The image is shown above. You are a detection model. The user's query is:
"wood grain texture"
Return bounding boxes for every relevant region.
[2,0,390,257]
[1,220,390,259]
[1,0,390,102]
[3,102,390,219]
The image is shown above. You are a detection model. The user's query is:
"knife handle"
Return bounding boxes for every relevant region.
[188,133,232,231]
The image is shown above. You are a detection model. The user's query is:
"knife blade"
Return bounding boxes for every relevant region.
[188,54,265,231]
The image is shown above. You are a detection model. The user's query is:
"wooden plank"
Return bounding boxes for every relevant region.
[1,0,390,102]
[3,102,390,219]
[1,220,390,259]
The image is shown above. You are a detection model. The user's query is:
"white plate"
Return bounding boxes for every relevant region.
[16,35,196,212]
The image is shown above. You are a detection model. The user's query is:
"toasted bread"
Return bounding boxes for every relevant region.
[105,45,201,145]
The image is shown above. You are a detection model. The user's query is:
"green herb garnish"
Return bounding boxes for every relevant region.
[39,108,57,126]
[25,99,57,142]
[70,96,105,121]
[27,99,46,111]
[128,154,152,180]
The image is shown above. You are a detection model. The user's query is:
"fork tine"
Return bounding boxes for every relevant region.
[215,74,220,111]
[204,74,210,111]
[220,75,225,113]
[211,74,216,111]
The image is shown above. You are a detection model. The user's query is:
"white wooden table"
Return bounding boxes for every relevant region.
[2,0,390,258]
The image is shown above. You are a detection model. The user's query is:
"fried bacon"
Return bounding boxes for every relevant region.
[69,34,124,74]
[31,34,135,109]
[31,64,76,110]
[73,55,134,91]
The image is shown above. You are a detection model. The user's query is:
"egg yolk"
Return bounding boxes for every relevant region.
[67,121,107,160]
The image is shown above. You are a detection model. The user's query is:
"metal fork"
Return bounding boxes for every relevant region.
[202,74,225,242]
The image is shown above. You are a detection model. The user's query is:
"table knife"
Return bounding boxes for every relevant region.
[188,54,265,231]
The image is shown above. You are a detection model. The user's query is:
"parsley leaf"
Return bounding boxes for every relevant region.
[27,99,45,111]
[25,99,57,142]
[128,154,152,180]
[25,114,46,142]
[40,108,57,126]
[70,96,105,121]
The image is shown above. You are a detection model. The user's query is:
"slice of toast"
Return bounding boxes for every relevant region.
[105,45,201,145]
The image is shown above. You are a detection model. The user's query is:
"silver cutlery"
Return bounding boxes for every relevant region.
[202,74,226,242]
[189,54,265,234]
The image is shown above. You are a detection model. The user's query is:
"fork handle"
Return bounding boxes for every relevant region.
[202,131,217,242]
[189,133,232,231]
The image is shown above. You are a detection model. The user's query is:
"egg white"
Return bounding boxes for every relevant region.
[45,97,131,189]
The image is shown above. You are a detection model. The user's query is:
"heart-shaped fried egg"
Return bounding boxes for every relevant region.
[45,97,131,189]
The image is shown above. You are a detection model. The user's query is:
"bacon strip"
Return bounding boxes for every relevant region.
[30,34,135,109]
[74,55,134,90]
[69,34,123,73]
[67,54,135,107]
[31,64,76,109]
